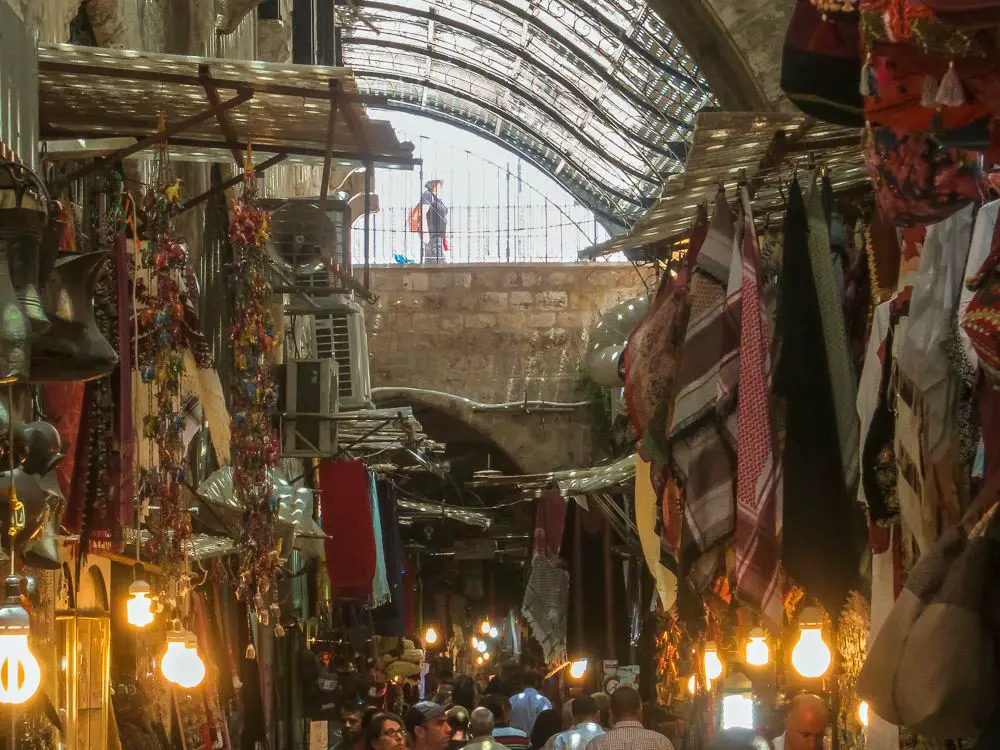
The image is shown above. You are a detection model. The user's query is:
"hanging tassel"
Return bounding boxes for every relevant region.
[245,642,257,660]
[860,54,878,97]
[921,75,938,108]
[936,62,966,107]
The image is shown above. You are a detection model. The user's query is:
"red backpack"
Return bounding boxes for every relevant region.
[407,204,422,233]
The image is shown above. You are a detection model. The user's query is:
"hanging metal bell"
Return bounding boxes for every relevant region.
[0,468,63,569]
[31,251,118,382]
[0,161,51,338]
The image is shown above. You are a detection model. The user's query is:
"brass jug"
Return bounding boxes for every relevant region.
[31,251,118,382]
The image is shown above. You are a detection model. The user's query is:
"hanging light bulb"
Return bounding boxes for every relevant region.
[480,620,491,635]
[424,626,439,646]
[0,576,41,705]
[858,701,870,728]
[703,642,724,682]
[476,656,484,666]
[161,628,206,689]
[476,639,488,654]
[687,675,697,695]
[489,626,499,639]
[744,628,770,667]
[569,659,588,679]
[482,652,491,662]
[471,636,480,650]
[126,579,155,628]
[791,608,832,679]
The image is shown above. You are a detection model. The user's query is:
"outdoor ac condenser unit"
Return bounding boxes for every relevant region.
[311,297,373,410]
[281,358,338,457]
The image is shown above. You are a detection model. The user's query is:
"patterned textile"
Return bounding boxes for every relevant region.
[374,479,406,636]
[962,205,1000,382]
[860,305,900,525]
[733,188,783,629]
[318,460,377,600]
[521,554,570,664]
[864,127,980,228]
[806,170,860,492]
[668,190,738,587]
[586,721,675,750]
[622,212,707,460]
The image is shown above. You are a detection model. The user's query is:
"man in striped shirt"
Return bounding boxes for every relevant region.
[481,694,530,750]
[586,688,674,750]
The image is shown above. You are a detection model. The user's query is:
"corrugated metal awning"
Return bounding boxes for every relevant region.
[580,112,865,260]
[37,44,418,168]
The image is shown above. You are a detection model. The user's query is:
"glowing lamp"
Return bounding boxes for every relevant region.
[858,701,870,728]
[476,656,484,666]
[476,639,488,654]
[569,659,588,680]
[161,629,206,689]
[0,577,41,705]
[489,626,499,639]
[424,626,439,646]
[483,652,491,662]
[480,620,491,635]
[687,675,697,695]
[744,628,769,667]
[791,608,832,679]
[126,579,155,628]
[703,642,724,681]
[471,636,480,649]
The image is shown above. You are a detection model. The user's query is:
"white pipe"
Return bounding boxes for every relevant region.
[371,386,590,411]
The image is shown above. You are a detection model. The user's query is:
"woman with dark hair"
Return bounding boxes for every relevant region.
[364,713,408,750]
[453,676,478,712]
[529,710,563,750]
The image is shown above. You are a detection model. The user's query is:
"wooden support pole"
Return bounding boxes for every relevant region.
[178,153,287,214]
[319,79,340,206]
[199,63,245,166]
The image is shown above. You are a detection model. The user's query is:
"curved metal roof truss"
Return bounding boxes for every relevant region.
[343,0,716,224]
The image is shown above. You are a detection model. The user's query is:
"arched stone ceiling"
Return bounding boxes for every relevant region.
[340,0,793,231]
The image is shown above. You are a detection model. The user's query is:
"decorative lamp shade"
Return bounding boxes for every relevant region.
[126,580,155,628]
[0,576,41,705]
[744,628,770,667]
[791,608,831,679]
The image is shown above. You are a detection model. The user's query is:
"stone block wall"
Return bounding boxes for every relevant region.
[365,263,647,472]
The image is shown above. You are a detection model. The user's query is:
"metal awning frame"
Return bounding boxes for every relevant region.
[39,49,421,197]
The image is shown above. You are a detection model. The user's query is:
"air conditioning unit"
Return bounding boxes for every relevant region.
[280,359,338,457]
[311,298,372,410]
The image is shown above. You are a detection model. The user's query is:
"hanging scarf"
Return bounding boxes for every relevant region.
[374,479,406,636]
[368,471,390,607]
[733,188,783,629]
[521,554,570,665]
[319,460,376,600]
[776,179,861,614]
[668,190,739,589]
[532,492,567,559]
[805,170,860,492]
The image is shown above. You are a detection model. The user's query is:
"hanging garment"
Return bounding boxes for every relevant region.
[532,492,567,559]
[374,479,406,636]
[368,471,390,607]
[865,127,981,228]
[859,303,899,524]
[897,204,975,461]
[732,188,783,629]
[318,460,377,600]
[865,524,902,750]
[781,0,865,126]
[961,200,1000,372]
[636,456,677,610]
[668,190,738,587]
[624,214,708,463]
[521,554,570,665]
[805,170,860,491]
[775,178,861,614]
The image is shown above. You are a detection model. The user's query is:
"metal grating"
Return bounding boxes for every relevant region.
[314,311,355,401]
[339,0,714,226]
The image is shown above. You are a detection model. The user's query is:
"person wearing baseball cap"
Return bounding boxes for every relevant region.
[406,701,454,750]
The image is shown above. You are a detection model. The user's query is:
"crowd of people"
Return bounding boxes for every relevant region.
[329,671,830,750]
